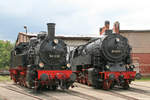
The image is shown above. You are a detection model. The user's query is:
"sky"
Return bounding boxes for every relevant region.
[0,0,150,42]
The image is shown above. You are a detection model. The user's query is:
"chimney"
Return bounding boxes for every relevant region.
[100,20,110,35]
[105,20,110,29]
[113,21,120,34]
[47,23,55,39]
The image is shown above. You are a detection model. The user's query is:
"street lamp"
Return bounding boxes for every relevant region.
[24,25,27,34]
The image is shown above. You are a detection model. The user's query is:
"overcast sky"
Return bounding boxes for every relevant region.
[0,0,150,42]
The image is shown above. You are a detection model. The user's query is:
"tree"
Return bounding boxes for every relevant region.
[0,40,13,69]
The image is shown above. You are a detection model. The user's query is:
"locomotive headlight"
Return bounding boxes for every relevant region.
[106,65,110,69]
[115,38,120,42]
[67,63,71,68]
[54,39,58,44]
[129,65,135,69]
[39,62,44,68]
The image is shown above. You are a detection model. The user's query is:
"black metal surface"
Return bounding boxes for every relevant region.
[39,39,67,66]
[10,23,67,70]
[47,23,55,39]
[101,34,130,62]
[69,32,132,72]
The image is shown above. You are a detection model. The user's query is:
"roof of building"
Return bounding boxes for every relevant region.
[120,30,150,33]
[18,29,150,42]
[19,32,92,40]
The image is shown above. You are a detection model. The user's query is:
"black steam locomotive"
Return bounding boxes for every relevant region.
[9,23,76,90]
[69,22,141,90]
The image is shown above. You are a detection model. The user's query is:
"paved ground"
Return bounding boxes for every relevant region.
[0,81,150,100]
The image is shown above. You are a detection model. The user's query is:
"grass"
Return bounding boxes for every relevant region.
[0,75,150,82]
[135,77,150,81]
[0,75,11,82]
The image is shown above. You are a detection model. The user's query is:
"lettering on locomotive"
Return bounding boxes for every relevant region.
[111,50,121,53]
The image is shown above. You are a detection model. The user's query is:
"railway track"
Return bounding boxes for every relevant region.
[129,87,150,96]
[40,92,59,100]
[0,85,43,100]
[41,89,102,100]
[1,82,150,100]
[108,90,138,100]
[10,85,60,100]
[76,83,139,100]
[0,83,59,100]
[131,83,150,89]
[14,84,100,100]
[1,83,101,100]
[65,90,102,100]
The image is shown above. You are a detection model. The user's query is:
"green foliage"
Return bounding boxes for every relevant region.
[0,76,11,82]
[0,40,14,70]
[136,77,150,81]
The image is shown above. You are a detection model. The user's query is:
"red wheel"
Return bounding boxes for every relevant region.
[82,78,86,84]
[12,75,18,84]
[77,78,80,83]
[81,78,84,84]
[87,81,91,86]
[103,80,112,90]
[79,79,82,83]
[123,80,130,90]
[13,79,17,84]
[77,80,80,83]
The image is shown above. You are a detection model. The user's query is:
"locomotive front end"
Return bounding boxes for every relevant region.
[99,31,141,89]
[10,23,76,91]
[39,38,67,67]
[101,33,131,63]
[34,23,76,90]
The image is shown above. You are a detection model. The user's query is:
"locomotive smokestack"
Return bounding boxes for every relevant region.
[100,20,110,35]
[105,20,110,29]
[47,23,55,39]
[113,21,120,34]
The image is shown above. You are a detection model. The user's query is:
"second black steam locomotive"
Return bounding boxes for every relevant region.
[9,23,76,91]
[69,21,141,90]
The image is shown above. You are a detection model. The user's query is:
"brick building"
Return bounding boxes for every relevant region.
[17,30,150,76]
[120,30,150,76]
[59,30,150,76]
